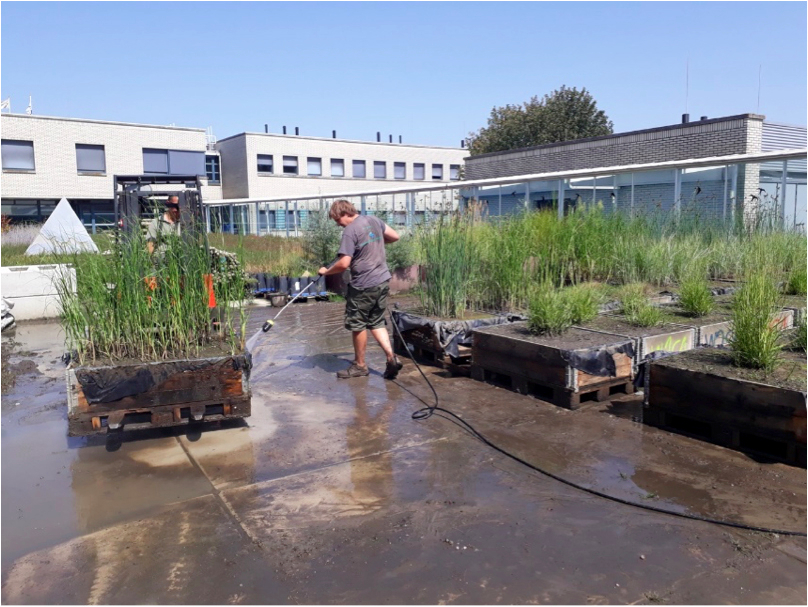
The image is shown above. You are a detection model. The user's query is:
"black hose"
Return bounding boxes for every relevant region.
[388,309,807,538]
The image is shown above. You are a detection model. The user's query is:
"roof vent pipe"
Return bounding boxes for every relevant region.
[399,135,402,144]
[264,124,268,133]
[295,127,299,136]
[332,130,336,139]
[461,140,465,148]
[377,132,381,142]
[283,126,287,135]
[389,134,392,143]
[682,113,690,124]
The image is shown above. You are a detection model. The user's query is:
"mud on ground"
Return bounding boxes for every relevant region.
[1,300,806,604]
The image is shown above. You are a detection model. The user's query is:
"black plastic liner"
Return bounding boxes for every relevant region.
[74,354,251,404]
[391,310,525,358]
[561,340,636,378]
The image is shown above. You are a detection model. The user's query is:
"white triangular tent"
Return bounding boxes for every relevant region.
[25,198,99,255]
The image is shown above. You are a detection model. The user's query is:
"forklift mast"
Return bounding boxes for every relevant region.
[113,175,206,237]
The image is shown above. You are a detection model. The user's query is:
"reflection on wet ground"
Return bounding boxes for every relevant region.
[1,301,806,604]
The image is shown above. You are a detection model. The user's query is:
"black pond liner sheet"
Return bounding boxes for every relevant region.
[391,310,526,359]
[74,355,251,404]
[560,340,636,378]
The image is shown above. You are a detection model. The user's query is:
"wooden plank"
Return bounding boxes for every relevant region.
[577,352,633,388]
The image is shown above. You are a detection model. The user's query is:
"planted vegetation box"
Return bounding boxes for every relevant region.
[470,322,635,409]
[55,213,253,437]
[391,308,524,374]
[67,350,252,436]
[644,348,807,467]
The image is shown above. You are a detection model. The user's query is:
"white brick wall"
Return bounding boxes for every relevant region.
[1,114,211,200]
[216,133,466,200]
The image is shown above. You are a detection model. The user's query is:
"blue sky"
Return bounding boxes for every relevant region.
[2,2,805,147]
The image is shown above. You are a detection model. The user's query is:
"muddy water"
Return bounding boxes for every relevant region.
[2,300,806,604]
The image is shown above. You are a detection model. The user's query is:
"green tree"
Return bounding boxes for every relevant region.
[468,86,613,156]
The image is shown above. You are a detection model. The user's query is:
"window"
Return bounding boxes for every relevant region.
[143,148,205,175]
[75,144,106,174]
[450,164,461,180]
[331,158,345,177]
[352,159,366,178]
[206,155,221,182]
[2,140,35,171]
[394,162,406,180]
[374,161,387,179]
[432,164,443,180]
[257,154,273,174]
[307,157,322,176]
[169,150,205,175]
[143,149,168,174]
[283,156,298,175]
[413,163,425,180]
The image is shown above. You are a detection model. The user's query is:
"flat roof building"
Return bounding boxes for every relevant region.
[1,113,223,230]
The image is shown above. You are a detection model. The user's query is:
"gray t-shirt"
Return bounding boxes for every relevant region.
[337,215,392,289]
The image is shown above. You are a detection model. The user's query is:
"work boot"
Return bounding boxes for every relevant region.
[337,362,369,379]
[383,357,403,380]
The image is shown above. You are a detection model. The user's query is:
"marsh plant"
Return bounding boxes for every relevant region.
[729,271,785,371]
[677,259,714,317]
[528,284,572,336]
[418,213,478,318]
[527,283,602,336]
[620,283,663,327]
[56,224,248,365]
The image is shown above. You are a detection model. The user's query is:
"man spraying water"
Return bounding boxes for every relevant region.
[318,200,403,380]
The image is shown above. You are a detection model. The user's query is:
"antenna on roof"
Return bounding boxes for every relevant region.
[25,95,32,115]
[0,98,10,113]
[684,58,689,115]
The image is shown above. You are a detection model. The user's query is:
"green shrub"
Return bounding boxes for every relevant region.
[386,233,418,271]
[528,285,572,336]
[303,210,342,268]
[729,272,784,371]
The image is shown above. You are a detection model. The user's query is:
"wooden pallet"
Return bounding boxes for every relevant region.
[66,354,251,436]
[393,335,471,376]
[470,363,634,410]
[643,407,806,467]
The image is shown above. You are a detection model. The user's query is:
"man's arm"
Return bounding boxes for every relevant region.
[383,225,400,244]
[318,255,351,276]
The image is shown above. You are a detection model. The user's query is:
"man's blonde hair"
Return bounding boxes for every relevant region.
[329,199,358,221]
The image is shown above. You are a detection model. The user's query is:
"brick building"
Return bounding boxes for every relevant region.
[464,114,806,222]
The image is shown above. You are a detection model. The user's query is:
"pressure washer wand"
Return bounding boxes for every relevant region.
[261,258,339,332]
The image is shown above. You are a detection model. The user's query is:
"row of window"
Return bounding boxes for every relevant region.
[256,155,460,181]
[2,139,459,183]
[1,139,222,183]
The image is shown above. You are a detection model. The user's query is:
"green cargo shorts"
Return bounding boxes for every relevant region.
[345,281,390,331]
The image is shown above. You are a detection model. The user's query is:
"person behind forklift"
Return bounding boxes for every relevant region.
[146,195,181,256]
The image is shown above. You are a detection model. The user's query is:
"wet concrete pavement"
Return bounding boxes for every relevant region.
[1,301,806,604]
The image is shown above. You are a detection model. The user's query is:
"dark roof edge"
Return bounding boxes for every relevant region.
[467,114,766,160]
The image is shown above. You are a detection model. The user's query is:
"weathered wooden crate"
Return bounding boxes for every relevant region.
[66,354,251,436]
[470,322,635,409]
[391,310,523,377]
[644,349,806,467]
